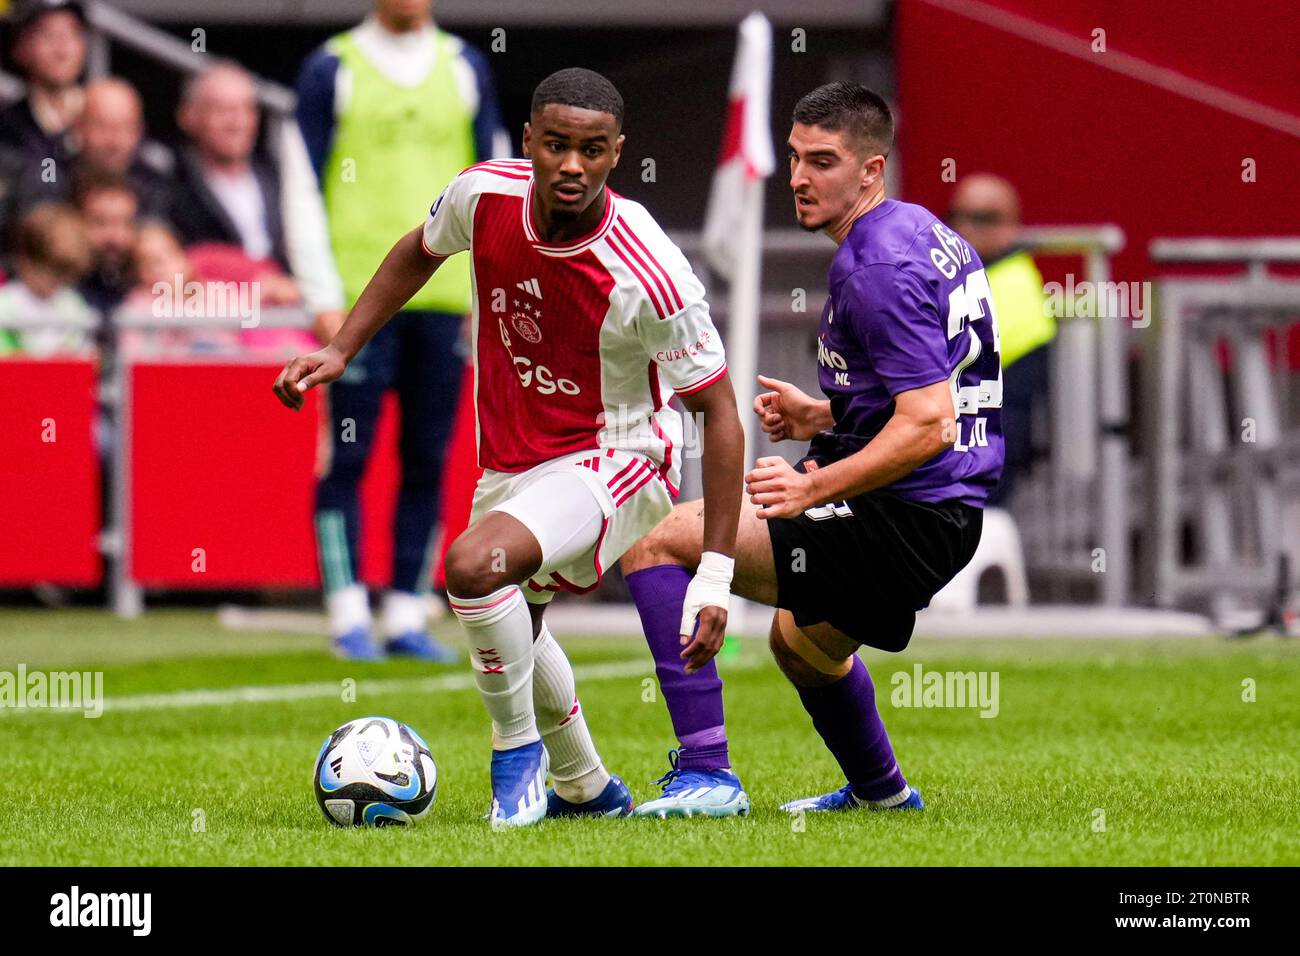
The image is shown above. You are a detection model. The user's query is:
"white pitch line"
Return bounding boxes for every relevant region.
[1,654,763,717]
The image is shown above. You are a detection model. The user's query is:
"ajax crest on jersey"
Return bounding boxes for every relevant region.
[512,313,542,343]
[313,716,438,827]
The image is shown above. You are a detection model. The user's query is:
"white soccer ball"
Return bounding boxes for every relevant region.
[313,716,438,827]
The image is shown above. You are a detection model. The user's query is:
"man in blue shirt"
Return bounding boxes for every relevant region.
[293,0,507,660]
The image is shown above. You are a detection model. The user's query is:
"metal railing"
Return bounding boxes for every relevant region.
[2,213,1142,613]
[1145,238,1300,623]
[1015,225,1130,605]
[679,224,1135,606]
[107,306,315,616]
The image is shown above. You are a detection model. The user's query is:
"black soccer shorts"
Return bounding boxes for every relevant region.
[766,456,983,652]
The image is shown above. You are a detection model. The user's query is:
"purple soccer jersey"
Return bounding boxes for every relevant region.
[809,199,1005,507]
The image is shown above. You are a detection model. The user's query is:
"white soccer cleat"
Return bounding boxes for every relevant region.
[633,749,750,819]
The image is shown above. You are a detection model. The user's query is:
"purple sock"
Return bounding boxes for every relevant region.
[795,656,908,802]
[626,564,731,772]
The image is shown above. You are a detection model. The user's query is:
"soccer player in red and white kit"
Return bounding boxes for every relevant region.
[274,68,745,828]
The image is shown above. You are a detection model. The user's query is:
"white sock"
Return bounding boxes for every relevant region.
[326,584,370,637]
[449,585,539,750]
[533,622,609,802]
[382,590,427,637]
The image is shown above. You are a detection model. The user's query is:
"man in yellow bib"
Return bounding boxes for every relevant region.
[295,0,508,659]
[948,174,1053,507]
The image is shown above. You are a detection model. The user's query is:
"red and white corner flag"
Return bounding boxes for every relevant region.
[702,12,775,277]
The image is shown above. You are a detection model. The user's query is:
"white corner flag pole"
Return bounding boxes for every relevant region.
[729,172,766,471]
[701,12,775,636]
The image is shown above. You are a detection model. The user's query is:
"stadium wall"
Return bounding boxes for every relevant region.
[895,0,1300,286]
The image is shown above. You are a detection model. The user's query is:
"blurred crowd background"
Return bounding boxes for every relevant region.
[2,0,1297,637]
[1,0,333,363]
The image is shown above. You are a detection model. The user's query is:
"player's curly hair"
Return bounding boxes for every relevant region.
[793,82,894,157]
[531,68,624,126]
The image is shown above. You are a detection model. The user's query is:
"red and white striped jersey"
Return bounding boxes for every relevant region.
[421,158,727,492]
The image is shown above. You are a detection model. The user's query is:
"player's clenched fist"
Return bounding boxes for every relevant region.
[753,374,831,442]
[272,344,347,411]
[746,455,815,519]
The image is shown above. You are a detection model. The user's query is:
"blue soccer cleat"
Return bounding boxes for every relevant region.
[384,630,459,663]
[331,625,383,661]
[488,740,549,830]
[546,774,635,818]
[633,749,750,819]
[780,784,924,814]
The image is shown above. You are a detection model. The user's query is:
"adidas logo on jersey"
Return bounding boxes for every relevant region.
[515,278,543,299]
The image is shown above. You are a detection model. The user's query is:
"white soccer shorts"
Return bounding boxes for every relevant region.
[469,447,674,603]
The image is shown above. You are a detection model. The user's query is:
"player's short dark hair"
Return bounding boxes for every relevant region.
[531,68,624,127]
[793,82,894,157]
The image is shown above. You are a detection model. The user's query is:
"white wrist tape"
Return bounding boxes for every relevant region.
[679,551,736,638]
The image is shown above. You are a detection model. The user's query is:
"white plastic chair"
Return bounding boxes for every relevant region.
[929,507,1029,610]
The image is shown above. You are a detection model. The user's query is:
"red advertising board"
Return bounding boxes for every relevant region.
[127,361,478,590]
[0,359,102,585]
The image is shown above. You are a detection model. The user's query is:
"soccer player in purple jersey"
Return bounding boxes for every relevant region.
[623,82,1003,814]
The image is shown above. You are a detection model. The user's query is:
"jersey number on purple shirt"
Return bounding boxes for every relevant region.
[945,267,1002,453]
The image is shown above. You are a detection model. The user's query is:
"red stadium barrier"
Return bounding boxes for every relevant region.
[0,359,102,586]
[895,0,1300,287]
[127,361,479,591]
[128,361,320,586]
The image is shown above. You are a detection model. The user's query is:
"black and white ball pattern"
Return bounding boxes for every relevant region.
[313,716,438,827]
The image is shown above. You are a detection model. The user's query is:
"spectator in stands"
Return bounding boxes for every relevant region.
[2,77,170,248]
[120,220,239,357]
[170,61,288,269]
[71,78,171,219]
[0,0,86,166]
[0,0,87,248]
[121,221,316,359]
[949,173,1053,506]
[184,239,316,358]
[185,240,300,309]
[0,203,94,357]
[291,0,508,659]
[168,60,341,342]
[72,168,137,329]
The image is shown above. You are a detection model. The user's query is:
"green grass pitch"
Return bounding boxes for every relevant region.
[1,608,1297,866]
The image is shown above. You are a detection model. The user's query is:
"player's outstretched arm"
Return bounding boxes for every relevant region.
[272,226,443,410]
[752,373,833,441]
[676,373,745,674]
[747,379,954,518]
